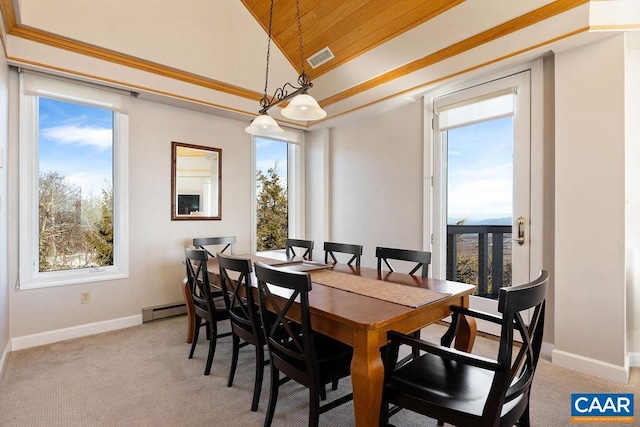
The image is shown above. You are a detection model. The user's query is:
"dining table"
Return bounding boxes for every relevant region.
[183,253,476,427]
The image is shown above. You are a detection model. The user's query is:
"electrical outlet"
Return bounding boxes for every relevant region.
[80,291,91,304]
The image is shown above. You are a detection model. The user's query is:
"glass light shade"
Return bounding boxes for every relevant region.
[281,94,327,121]
[245,114,285,137]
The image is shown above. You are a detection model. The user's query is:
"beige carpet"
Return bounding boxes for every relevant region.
[0,316,638,426]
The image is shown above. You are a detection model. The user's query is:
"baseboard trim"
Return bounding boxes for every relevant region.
[541,341,554,361]
[0,340,11,378]
[552,348,629,384]
[10,315,143,351]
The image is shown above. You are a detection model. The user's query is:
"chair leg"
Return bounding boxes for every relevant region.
[264,365,280,427]
[204,322,217,376]
[517,402,531,427]
[411,330,420,360]
[309,386,320,427]
[189,316,201,359]
[251,344,265,412]
[380,399,388,427]
[320,384,327,401]
[228,335,240,387]
[331,379,339,391]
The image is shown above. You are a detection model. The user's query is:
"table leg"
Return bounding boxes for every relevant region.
[182,277,195,344]
[351,329,384,427]
[453,314,477,352]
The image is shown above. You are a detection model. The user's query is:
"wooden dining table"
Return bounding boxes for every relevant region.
[183,254,476,427]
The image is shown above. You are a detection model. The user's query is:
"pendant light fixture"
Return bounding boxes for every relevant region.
[245,0,326,137]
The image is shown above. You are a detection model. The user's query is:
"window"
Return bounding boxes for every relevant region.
[19,71,129,289]
[252,130,304,254]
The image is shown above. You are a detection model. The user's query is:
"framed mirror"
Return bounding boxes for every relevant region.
[171,141,222,220]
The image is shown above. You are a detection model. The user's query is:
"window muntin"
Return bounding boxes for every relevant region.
[19,71,129,289]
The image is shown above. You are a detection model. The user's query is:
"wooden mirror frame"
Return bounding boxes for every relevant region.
[171,141,222,220]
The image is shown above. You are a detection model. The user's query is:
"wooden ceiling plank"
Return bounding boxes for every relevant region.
[280,0,380,56]
[271,0,349,72]
[280,0,446,75]
[307,0,463,78]
[255,0,288,29]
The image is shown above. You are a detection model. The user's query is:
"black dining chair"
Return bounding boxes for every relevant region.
[217,253,268,412]
[254,261,354,427]
[184,247,231,375]
[381,271,548,427]
[375,246,431,277]
[193,236,236,257]
[324,241,363,266]
[376,246,432,365]
[285,238,314,260]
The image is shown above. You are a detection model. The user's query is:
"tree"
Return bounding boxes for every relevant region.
[39,170,84,271]
[39,171,113,271]
[256,162,288,251]
[84,185,113,266]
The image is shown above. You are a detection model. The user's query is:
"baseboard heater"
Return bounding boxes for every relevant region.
[142,302,187,323]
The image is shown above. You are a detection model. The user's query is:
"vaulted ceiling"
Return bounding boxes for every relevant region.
[0,0,636,129]
[241,0,463,80]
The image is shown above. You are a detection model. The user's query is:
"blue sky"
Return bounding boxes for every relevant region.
[39,97,113,197]
[255,137,287,178]
[447,116,513,222]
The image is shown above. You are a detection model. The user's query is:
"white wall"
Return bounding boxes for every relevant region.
[305,128,329,246]
[553,34,628,382]
[0,43,10,366]
[7,91,254,339]
[625,32,640,357]
[319,101,424,268]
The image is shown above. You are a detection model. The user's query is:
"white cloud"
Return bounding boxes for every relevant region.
[42,125,112,151]
[66,172,111,196]
[448,178,513,217]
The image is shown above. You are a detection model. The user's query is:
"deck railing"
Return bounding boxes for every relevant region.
[446,224,512,298]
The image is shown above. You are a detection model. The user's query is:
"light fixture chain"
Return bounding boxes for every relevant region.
[261,0,276,106]
[295,0,305,75]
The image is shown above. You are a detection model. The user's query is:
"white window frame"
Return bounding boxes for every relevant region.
[251,128,305,253]
[18,71,129,289]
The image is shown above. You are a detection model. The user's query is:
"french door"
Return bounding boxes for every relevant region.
[430,71,534,334]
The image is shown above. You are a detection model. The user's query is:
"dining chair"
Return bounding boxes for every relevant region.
[381,271,548,427]
[323,241,363,266]
[285,238,314,260]
[254,261,354,427]
[193,236,236,257]
[184,247,231,375]
[376,246,432,365]
[375,246,431,277]
[192,236,236,301]
[217,253,268,412]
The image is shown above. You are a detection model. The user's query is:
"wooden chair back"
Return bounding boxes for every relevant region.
[184,247,217,324]
[255,261,317,385]
[285,238,314,260]
[323,242,363,266]
[217,253,261,346]
[375,246,431,277]
[193,236,236,257]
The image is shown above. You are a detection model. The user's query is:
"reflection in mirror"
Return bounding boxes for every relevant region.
[171,141,222,220]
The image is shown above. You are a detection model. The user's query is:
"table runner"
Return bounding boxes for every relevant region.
[308,269,449,308]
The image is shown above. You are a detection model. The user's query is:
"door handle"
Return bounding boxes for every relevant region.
[515,216,525,245]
